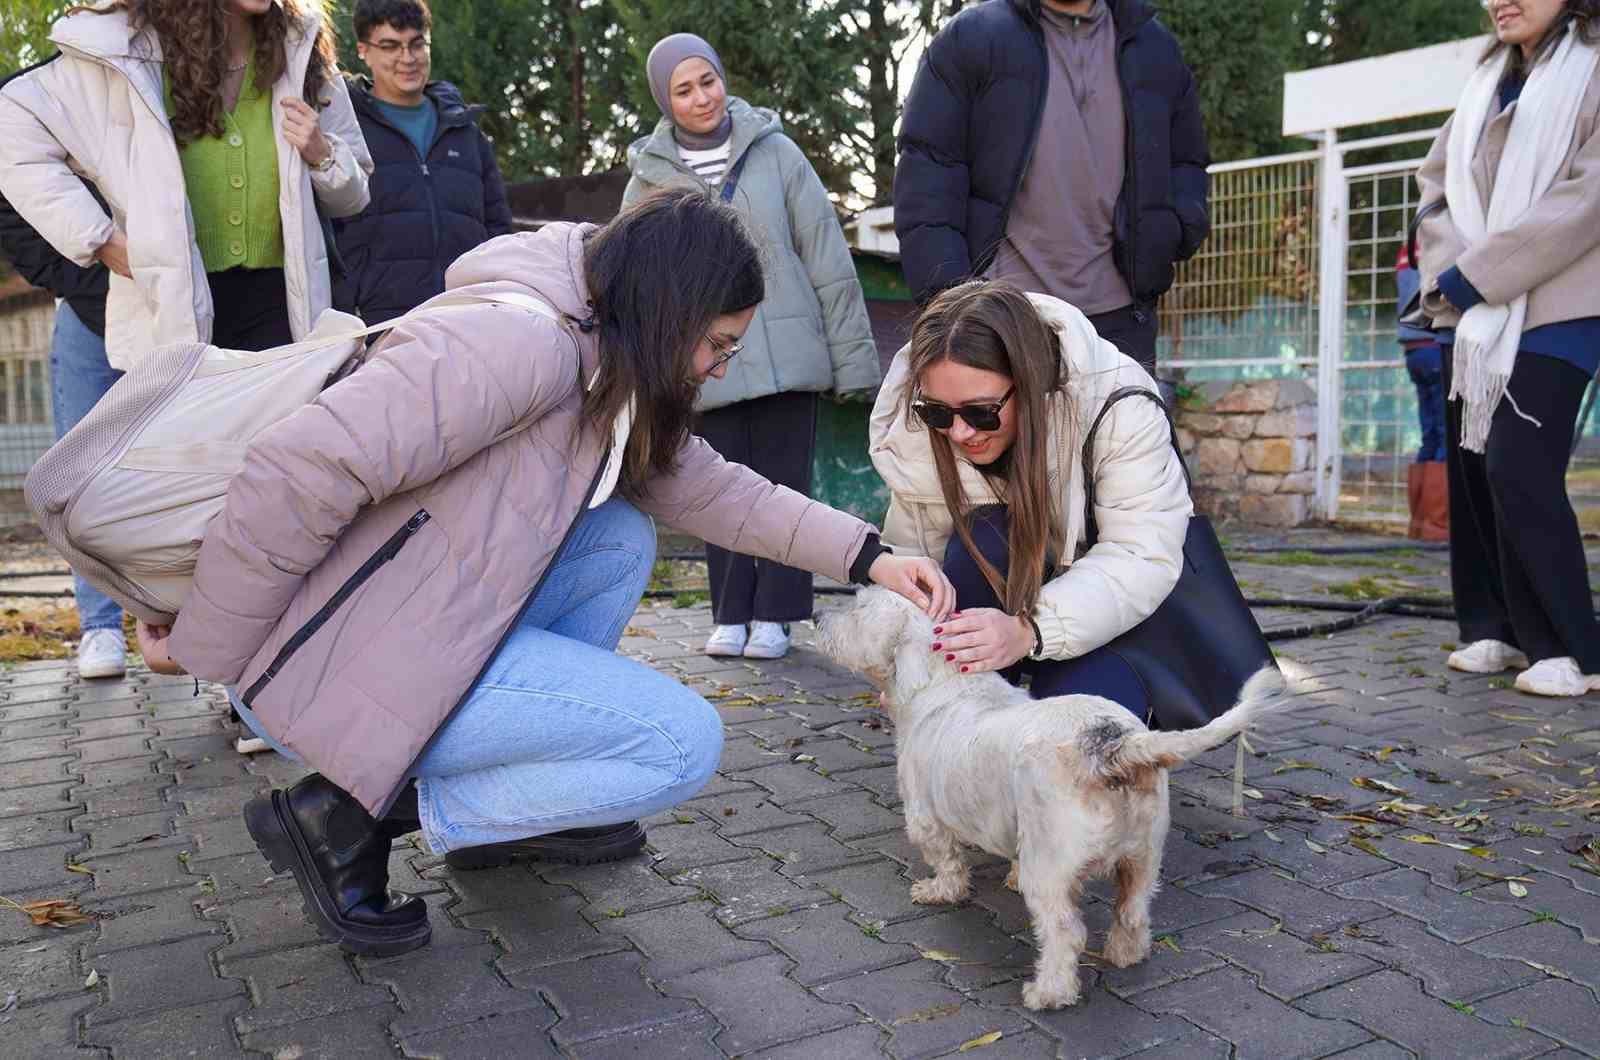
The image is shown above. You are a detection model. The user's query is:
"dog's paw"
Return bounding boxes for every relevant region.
[1104,924,1151,968]
[1003,861,1020,892]
[1022,976,1081,1010]
[910,876,968,905]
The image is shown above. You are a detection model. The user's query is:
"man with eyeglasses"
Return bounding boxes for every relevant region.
[334,0,512,326]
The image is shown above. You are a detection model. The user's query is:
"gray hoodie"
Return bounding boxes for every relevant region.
[624,97,881,411]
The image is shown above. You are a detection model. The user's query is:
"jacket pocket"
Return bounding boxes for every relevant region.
[242,509,433,706]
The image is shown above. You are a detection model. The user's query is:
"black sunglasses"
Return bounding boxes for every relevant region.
[912,387,1015,432]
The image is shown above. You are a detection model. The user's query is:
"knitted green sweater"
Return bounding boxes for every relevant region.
[168,59,285,273]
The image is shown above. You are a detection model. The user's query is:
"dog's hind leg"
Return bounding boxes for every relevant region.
[906,814,969,905]
[1104,850,1160,968]
[1017,850,1090,1009]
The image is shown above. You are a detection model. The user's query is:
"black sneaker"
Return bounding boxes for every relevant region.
[444,821,647,871]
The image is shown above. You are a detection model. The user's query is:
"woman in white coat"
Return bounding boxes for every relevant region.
[0,0,372,366]
[870,281,1191,719]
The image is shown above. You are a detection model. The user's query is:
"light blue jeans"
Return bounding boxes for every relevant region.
[234,500,722,851]
[50,302,124,633]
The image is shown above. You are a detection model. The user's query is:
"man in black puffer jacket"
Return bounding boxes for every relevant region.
[894,0,1209,372]
[335,0,512,326]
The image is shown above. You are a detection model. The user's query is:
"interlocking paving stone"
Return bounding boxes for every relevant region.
[76,837,200,898]
[1121,1028,1236,1059]
[1296,969,1550,1060]
[206,888,330,959]
[0,932,90,1006]
[803,857,928,925]
[462,894,632,973]
[812,958,1031,1060]
[736,904,922,985]
[596,900,773,980]
[1182,911,1380,1000]
[1322,914,1543,1003]
[224,943,394,1034]
[0,735,73,763]
[87,998,251,1059]
[1136,966,1371,1059]
[1473,978,1600,1055]
[0,809,76,849]
[1466,920,1600,994]
[727,821,880,877]
[73,807,176,851]
[1484,838,1600,898]
[399,1006,565,1059]
[0,839,85,895]
[0,782,78,819]
[86,881,216,954]
[0,994,99,1059]
[0,755,77,788]
[511,950,702,1047]
[434,864,571,917]
[73,733,154,764]
[368,942,547,1039]
[240,1005,402,1058]
[719,736,791,774]
[543,853,701,916]
[1319,1043,1418,1060]
[662,953,858,1055]
[1331,867,1536,943]
[1191,868,1390,936]
[734,760,851,803]
[645,820,761,877]
[85,933,244,1024]
[986,978,1198,1058]
[795,789,904,842]
[558,1013,723,1059]
[742,1023,890,1059]
[879,908,1036,991]
[672,855,835,927]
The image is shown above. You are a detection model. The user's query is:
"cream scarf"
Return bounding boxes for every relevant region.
[1445,28,1599,452]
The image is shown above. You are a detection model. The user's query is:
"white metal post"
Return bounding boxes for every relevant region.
[1314,129,1347,520]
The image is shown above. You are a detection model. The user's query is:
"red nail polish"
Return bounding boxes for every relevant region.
[931,642,942,652]
[960,665,969,673]
[933,627,943,635]
[945,654,955,662]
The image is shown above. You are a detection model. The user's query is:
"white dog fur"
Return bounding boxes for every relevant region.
[813,587,1287,1010]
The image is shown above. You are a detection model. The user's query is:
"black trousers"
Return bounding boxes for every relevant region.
[1443,349,1599,670]
[208,267,293,352]
[695,391,818,625]
[1089,302,1158,376]
[942,505,1146,718]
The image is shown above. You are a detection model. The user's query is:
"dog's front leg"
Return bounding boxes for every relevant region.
[905,813,969,905]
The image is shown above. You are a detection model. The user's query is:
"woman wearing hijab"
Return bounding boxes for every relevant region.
[623,34,881,661]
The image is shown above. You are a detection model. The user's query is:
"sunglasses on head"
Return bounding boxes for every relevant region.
[912,386,1015,432]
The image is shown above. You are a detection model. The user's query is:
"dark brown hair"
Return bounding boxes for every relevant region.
[582,188,765,493]
[904,281,1067,615]
[89,0,338,145]
[1483,0,1600,73]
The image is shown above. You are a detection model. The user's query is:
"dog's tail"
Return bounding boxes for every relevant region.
[1087,667,1289,783]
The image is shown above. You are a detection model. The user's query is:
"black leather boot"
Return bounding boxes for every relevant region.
[444,821,647,871]
[378,780,421,841]
[244,773,431,956]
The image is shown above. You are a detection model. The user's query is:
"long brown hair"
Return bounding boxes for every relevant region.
[582,189,765,493]
[1482,0,1600,73]
[904,281,1067,615]
[88,0,338,145]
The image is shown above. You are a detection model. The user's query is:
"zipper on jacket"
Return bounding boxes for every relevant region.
[988,18,1050,276]
[1115,14,1142,305]
[378,449,608,819]
[242,509,432,706]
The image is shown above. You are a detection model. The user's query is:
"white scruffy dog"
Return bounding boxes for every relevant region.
[814,587,1286,1010]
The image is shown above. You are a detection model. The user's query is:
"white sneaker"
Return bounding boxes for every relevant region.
[234,736,271,755]
[743,621,791,660]
[1514,657,1599,697]
[705,624,748,657]
[1447,639,1529,674]
[76,628,127,680]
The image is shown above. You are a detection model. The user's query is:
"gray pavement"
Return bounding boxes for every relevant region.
[0,539,1597,1058]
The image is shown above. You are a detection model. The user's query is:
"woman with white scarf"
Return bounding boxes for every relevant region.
[1416,0,1600,697]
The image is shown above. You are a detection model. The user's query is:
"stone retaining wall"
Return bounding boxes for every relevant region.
[1174,379,1317,527]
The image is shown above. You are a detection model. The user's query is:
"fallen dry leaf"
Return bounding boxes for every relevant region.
[83,969,98,989]
[64,863,94,877]
[1509,882,1529,898]
[920,949,961,962]
[1221,920,1283,940]
[1305,839,1328,855]
[959,1031,1004,1051]
[1348,837,1384,857]
[1488,711,1541,723]
[0,895,95,929]
[1241,788,1265,801]
[1352,777,1409,795]
[1273,760,1332,776]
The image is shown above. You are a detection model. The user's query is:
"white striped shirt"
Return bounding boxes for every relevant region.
[680,142,732,187]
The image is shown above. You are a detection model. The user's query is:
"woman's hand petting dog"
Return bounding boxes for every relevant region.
[867,554,956,621]
[931,607,1035,673]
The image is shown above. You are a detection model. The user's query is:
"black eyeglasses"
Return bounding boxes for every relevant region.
[706,335,743,372]
[912,387,1015,432]
[366,38,431,57]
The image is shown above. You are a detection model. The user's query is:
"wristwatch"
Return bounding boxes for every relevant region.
[1025,615,1044,660]
[310,152,337,173]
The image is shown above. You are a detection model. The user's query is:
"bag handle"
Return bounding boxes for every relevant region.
[1081,386,1191,547]
[1405,199,1447,270]
[720,151,751,203]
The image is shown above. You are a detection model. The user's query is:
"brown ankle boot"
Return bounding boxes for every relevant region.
[1418,461,1449,541]
[1406,463,1426,539]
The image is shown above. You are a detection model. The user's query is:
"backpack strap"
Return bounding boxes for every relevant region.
[1081,386,1192,548]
